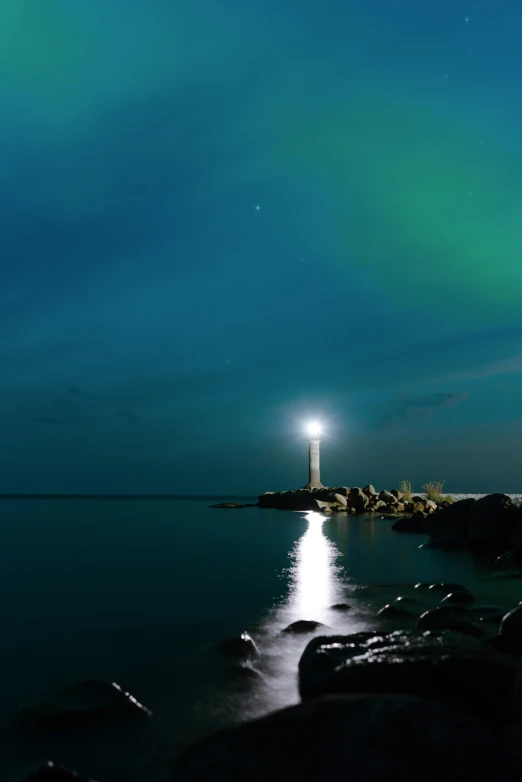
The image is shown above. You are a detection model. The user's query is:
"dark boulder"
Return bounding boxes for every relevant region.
[417,606,482,637]
[392,513,427,533]
[379,489,398,505]
[17,680,151,730]
[378,603,411,618]
[298,630,520,722]
[171,693,495,782]
[16,762,97,782]
[441,591,475,606]
[362,484,377,496]
[347,487,368,513]
[282,620,326,634]
[427,583,473,597]
[425,498,474,541]
[510,506,522,549]
[500,603,522,654]
[218,632,259,660]
[469,494,518,545]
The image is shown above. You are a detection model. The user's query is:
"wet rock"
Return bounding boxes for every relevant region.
[393,595,418,605]
[500,603,522,653]
[392,514,427,533]
[362,484,377,496]
[282,620,326,634]
[18,680,151,730]
[16,762,97,782]
[417,606,482,637]
[332,493,348,506]
[218,632,259,660]
[425,498,474,541]
[330,603,351,611]
[390,489,403,501]
[378,603,411,618]
[428,583,473,597]
[486,634,516,654]
[469,493,518,545]
[413,503,426,513]
[313,499,332,510]
[373,500,387,511]
[441,591,475,606]
[379,489,398,505]
[298,630,519,722]
[171,693,496,782]
[347,487,369,513]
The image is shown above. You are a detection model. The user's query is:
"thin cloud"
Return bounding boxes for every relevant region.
[373,392,469,431]
[431,354,522,384]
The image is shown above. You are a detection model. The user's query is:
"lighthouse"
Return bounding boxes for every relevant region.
[303,421,324,489]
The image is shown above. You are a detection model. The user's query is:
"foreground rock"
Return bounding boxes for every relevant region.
[468,493,518,544]
[218,632,259,661]
[282,620,326,634]
[171,693,496,781]
[17,762,97,782]
[17,680,151,730]
[298,630,520,721]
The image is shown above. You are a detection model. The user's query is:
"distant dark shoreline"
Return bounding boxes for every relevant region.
[0,494,257,501]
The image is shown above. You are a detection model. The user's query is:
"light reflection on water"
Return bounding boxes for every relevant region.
[226,512,368,721]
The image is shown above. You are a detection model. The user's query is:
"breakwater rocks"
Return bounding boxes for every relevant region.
[172,583,522,781]
[392,493,522,557]
[258,484,442,515]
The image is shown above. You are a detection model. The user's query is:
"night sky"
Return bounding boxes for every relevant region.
[2,0,522,495]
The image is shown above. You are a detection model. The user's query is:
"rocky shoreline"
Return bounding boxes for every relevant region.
[19,491,522,781]
[173,579,522,781]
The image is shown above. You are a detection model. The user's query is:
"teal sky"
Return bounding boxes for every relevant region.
[2,0,522,494]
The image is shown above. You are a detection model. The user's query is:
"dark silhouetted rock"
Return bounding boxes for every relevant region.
[417,606,482,637]
[428,583,473,597]
[441,591,475,605]
[469,494,518,545]
[282,620,326,634]
[298,630,519,722]
[171,693,496,782]
[330,603,351,611]
[392,514,427,533]
[347,487,369,513]
[18,681,151,730]
[218,632,259,660]
[500,603,522,653]
[425,498,474,541]
[18,762,97,782]
[378,603,411,618]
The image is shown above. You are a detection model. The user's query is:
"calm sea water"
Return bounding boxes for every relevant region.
[1,498,520,781]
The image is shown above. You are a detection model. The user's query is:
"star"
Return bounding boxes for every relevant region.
[255,205,261,211]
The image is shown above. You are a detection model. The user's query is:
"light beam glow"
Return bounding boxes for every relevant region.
[306,420,322,437]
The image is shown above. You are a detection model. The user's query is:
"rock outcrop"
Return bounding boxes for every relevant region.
[171,693,497,782]
[257,485,439,515]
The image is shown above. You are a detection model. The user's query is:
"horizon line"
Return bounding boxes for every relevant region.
[0,493,258,500]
